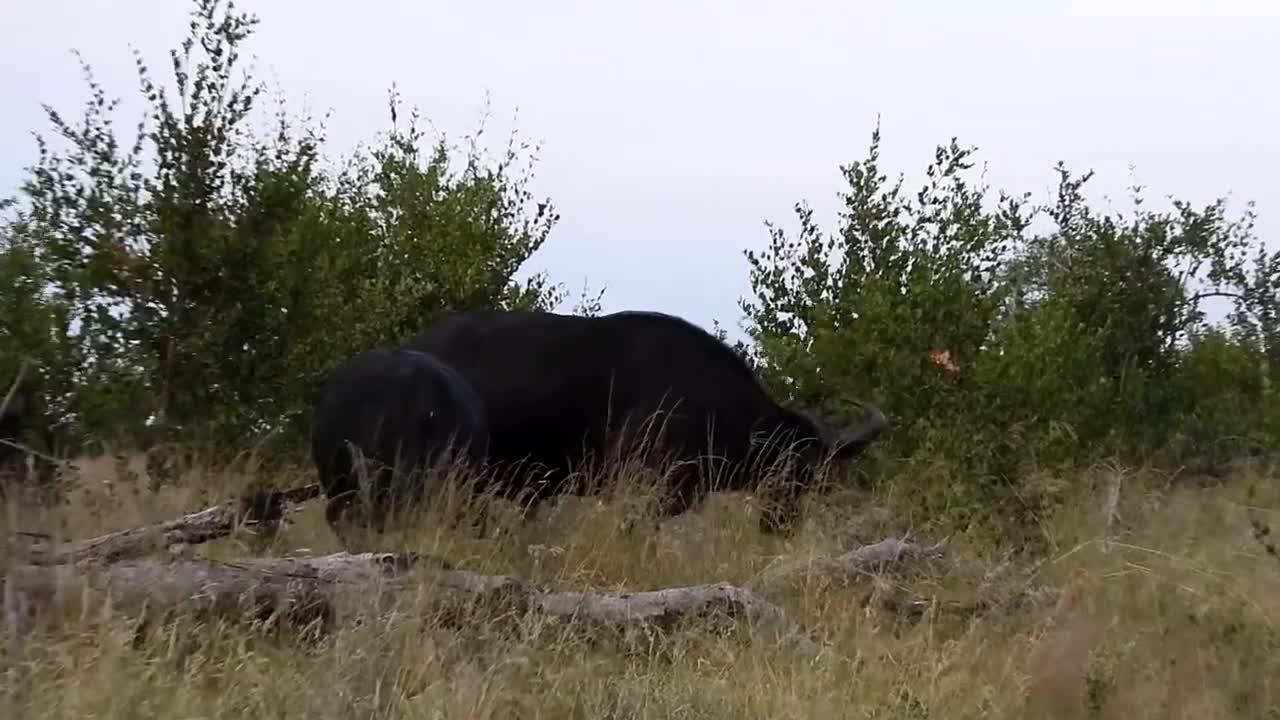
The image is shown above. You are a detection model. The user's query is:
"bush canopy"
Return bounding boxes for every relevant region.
[3,0,1275,543]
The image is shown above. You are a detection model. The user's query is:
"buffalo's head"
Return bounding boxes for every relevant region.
[758,399,890,535]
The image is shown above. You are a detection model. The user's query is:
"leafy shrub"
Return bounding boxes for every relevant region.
[0,0,573,458]
[739,126,1278,545]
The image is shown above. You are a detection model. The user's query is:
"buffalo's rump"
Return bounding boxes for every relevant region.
[311,346,489,504]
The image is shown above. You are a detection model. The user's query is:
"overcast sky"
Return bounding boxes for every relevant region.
[2,0,1277,339]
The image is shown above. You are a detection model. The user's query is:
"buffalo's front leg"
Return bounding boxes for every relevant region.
[757,479,804,536]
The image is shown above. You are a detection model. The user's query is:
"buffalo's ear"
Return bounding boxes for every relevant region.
[827,402,890,460]
[419,409,437,436]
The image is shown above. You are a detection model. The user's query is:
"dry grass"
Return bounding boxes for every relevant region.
[2,451,1277,719]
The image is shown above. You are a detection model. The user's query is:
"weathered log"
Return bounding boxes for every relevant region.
[13,483,323,566]
[2,487,958,665]
[746,536,952,591]
[4,550,819,660]
[840,537,950,571]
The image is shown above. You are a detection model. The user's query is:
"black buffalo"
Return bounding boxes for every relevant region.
[310,347,490,539]
[1,368,60,503]
[0,379,27,485]
[403,309,889,534]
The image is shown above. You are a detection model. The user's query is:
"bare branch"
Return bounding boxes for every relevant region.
[14,483,323,565]
[1187,290,1245,305]
[0,360,29,421]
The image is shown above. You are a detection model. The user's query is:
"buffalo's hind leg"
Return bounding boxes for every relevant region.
[324,489,370,550]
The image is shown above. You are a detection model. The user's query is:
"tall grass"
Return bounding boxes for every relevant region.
[3,451,1276,719]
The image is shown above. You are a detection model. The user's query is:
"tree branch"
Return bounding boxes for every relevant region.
[0,360,29,420]
[1187,290,1245,304]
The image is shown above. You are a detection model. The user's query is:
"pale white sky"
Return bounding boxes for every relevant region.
[2,1,1277,339]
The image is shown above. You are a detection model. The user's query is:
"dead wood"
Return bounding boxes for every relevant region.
[746,536,952,591]
[4,550,819,660]
[1,487,975,665]
[12,483,323,566]
[839,537,950,571]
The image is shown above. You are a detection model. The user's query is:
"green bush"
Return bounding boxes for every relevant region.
[0,0,573,459]
[738,126,1278,546]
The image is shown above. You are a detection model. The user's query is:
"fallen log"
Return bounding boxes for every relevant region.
[13,483,323,566]
[2,491,958,664]
[4,550,819,660]
[745,536,952,591]
[840,537,950,571]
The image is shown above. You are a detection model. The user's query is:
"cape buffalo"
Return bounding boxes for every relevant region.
[1,367,57,501]
[403,309,889,534]
[310,347,489,540]
[1,379,27,488]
